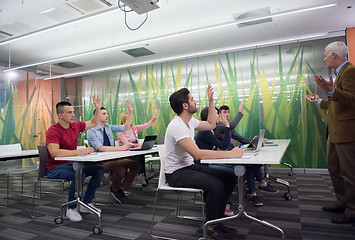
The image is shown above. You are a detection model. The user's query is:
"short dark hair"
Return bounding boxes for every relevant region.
[93,107,106,115]
[218,105,229,112]
[56,101,71,114]
[169,88,190,115]
[200,107,219,137]
[200,107,219,121]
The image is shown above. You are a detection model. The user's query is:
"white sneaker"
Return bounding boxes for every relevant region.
[66,208,83,222]
[79,203,102,214]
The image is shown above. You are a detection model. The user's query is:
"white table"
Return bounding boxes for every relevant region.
[201,139,291,240]
[54,147,158,234]
[0,150,39,161]
[0,149,39,207]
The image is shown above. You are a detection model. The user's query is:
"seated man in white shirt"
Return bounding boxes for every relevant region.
[164,85,243,240]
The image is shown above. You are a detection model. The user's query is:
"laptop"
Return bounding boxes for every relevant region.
[246,129,265,153]
[129,135,157,151]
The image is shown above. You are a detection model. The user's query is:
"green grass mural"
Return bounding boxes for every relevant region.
[81,41,330,168]
[2,37,339,169]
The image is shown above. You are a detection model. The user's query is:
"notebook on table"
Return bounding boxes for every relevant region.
[129,135,157,151]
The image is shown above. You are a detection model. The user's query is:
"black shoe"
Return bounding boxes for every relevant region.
[250,195,263,207]
[207,225,233,240]
[322,203,346,213]
[331,214,355,224]
[217,223,237,234]
[258,183,279,194]
[110,187,125,203]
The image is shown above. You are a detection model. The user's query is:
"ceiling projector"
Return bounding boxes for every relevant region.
[120,0,160,15]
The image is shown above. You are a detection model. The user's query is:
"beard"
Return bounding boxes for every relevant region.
[187,104,197,114]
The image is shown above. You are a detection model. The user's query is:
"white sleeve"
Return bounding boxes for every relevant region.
[174,119,192,142]
[191,117,200,129]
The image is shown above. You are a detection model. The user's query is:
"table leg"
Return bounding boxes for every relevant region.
[264,164,292,201]
[202,165,285,240]
[57,162,102,233]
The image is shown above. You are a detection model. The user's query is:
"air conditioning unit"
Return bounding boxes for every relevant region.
[65,0,116,14]
[120,0,160,15]
[0,30,13,41]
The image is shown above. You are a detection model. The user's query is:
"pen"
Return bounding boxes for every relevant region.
[85,143,90,148]
[239,144,243,148]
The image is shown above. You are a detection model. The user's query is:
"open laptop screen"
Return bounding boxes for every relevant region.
[129,135,157,151]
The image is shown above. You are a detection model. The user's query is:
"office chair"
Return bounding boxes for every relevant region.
[30,143,69,220]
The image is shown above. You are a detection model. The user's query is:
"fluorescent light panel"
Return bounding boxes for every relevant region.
[43,32,328,80]
[40,7,56,14]
[0,6,121,47]
[3,2,337,73]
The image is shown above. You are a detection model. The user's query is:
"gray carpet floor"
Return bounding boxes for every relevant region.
[1,170,355,240]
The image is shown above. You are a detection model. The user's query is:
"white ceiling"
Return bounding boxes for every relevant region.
[0,0,354,79]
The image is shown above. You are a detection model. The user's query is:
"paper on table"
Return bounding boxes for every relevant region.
[242,152,259,159]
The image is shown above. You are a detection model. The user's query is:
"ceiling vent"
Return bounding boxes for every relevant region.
[122,47,155,58]
[0,21,33,35]
[66,0,115,14]
[232,7,272,28]
[55,61,83,69]
[41,6,78,22]
[0,30,13,40]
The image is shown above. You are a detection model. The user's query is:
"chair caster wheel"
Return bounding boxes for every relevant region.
[93,225,103,235]
[54,217,63,224]
[283,192,292,201]
[288,172,293,176]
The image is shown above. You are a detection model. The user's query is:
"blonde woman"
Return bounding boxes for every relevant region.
[117,106,159,192]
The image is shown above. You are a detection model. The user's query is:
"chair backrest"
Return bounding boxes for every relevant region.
[157,145,167,188]
[37,143,48,179]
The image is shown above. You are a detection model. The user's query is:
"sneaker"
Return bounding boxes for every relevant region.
[250,195,263,207]
[224,204,234,216]
[207,225,233,240]
[137,173,147,185]
[143,185,157,192]
[258,183,279,194]
[66,208,83,222]
[110,187,125,203]
[79,203,102,214]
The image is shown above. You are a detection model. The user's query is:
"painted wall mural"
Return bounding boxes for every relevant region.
[0,36,345,168]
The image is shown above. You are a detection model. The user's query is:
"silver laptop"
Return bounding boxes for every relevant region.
[129,135,157,151]
[246,129,265,153]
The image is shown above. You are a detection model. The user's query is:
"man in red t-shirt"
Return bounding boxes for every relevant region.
[46,96,104,222]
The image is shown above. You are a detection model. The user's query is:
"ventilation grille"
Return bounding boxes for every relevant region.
[232,7,272,28]
[66,0,114,14]
[0,30,13,40]
[0,21,33,35]
[122,47,155,58]
[55,61,83,69]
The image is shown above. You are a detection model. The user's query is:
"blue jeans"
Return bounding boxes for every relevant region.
[246,164,264,193]
[47,162,104,209]
[208,163,234,175]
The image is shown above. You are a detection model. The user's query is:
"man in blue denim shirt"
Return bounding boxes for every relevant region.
[87,100,140,203]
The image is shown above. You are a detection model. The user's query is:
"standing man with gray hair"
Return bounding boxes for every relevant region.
[305,41,355,224]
